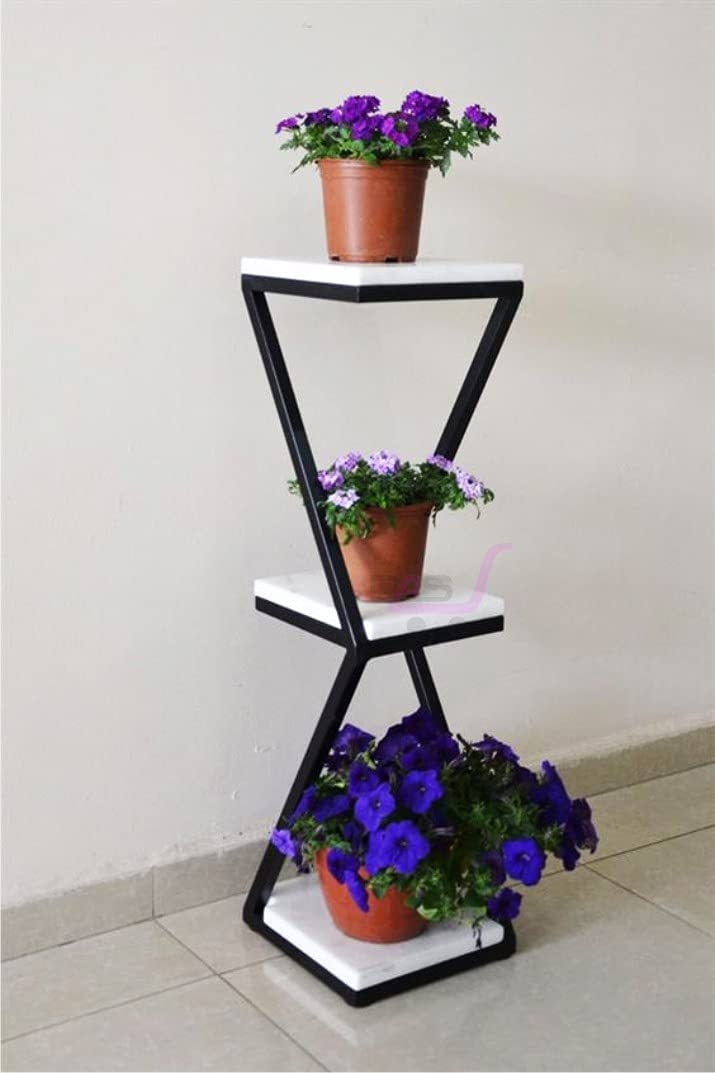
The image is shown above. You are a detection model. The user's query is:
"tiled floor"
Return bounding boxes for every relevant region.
[3,765,714,1072]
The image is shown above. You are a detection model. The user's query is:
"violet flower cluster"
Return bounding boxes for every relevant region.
[271,710,599,927]
[276,90,499,174]
[290,450,494,543]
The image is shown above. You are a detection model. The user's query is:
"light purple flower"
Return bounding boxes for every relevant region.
[334,451,362,473]
[332,95,380,126]
[401,91,449,122]
[454,466,485,502]
[351,114,383,142]
[328,488,360,509]
[380,113,420,148]
[464,104,497,129]
[275,115,302,133]
[426,453,454,472]
[368,450,401,476]
[318,469,344,492]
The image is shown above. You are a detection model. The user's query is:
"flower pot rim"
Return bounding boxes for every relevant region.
[362,501,433,517]
[317,158,431,172]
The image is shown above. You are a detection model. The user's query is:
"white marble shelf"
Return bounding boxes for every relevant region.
[241,257,523,287]
[264,876,504,991]
[254,571,504,641]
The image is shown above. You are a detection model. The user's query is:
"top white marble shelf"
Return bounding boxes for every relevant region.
[241,257,523,288]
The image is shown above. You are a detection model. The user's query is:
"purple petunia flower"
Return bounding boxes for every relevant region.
[400,706,442,743]
[398,769,444,814]
[464,104,497,129]
[347,761,381,798]
[401,90,449,122]
[326,847,360,883]
[380,112,420,148]
[531,761,572,826]
[288,785,316,823]
[345,871,369,912]
[481,849,506,887]
[334,451,362,473]
[565,798,599,853]
[556,834,580,872]
[475,734,520,765]
[341,819,364,853]
[487,887,522,922]
[425,453,454,472]
[502,837,545,887]
[313,793,351,823]
[304,108,332,126]
[333,723,374,759]
[275,115,302,133]
[318,469,344,492]
[354,782,396,832]
[367,449,401,476]
[401,742,441,772]
[328,488,360,509]
[454,466,485,502]
[351,114,383,142]
[367,820,431,875]
[332,95,380,126]
[374,726,418,764]
[271,828,296,858]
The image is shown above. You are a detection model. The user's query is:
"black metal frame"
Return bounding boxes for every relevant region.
[241,270,523,1006]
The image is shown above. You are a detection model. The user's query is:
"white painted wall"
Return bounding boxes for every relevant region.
[2,0,712,906]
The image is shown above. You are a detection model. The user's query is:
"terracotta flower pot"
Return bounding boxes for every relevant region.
[317,159,430,263]
[315,849,426,943]
[337,502,431,602]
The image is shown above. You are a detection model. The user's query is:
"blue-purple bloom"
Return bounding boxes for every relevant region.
[304,108,332,126]
[380,113,420,148]
[475,734,520,765]
[425,453,454,472]
[374,726,418,764]
[313,793,351,822]
[557,835,580,871]
[332,723,374,760]
[326,847,360,883]
[327,488,360,509]
[464,104,497,129]
[565,798,599,853]
[402,90,449,122]
[367,449,401,476]
[271,828,297,857]
[351,115,383,142]
[334,451,362,473]
[345,871,369,912]
[454,466,485,502]
[398,769,444,814]
[347,761,381,798]
[481,849,506,887]
[333,95,380,125]
[354,782,396,832]
[341,819,364,853]
[487,887,522,922]
[367,820,431,875]
[288,785,316,823]
[532,761,571,826]
[318,468,344,492]
[502,837,545,886]
[275,115,302,133]
[400,706,441,743]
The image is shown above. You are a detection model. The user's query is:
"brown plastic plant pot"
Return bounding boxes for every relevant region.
[317,158,430,263]
[315,849,426,944]
[336,502,432,603]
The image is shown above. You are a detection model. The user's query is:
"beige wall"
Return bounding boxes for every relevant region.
[2,0,713,905]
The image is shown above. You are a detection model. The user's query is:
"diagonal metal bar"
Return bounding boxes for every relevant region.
[242,282,366,649]
[404,648,447,729]
[435,287,523,460]
[243,650,367,922]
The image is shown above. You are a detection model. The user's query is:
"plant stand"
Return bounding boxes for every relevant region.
[241,257,523,1006]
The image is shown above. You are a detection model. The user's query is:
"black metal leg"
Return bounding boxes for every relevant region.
[243,651,366,925]
[405,648,447,729]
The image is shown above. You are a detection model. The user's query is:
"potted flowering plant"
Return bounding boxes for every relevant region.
[271,709,598,944]
[276,91,499,263]
[289,450,493,602]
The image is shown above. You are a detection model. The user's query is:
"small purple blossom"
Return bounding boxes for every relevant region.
[347,761,381,798]
[312,793,351,822]
[557,835,580,872]
[332,95,380,125]
[354,782,396,832]
[327,488,360,509]
[304,108,332,126]
[275,115,302,133]
[374,726,418,764]
[318,469,344,492]
[475,734,520,765]
[402,90,449,122]
[380,112,420,148]
[464,104,497,129]
[367,820,430,875]
[334,451,362,473]
[425,454,454,472]
[326,847,360,883]
[531,761,571,826]
[487,887,522,922]
[351,114,383,142]
[345,871,369,912]
[454,466,485,502]
[367,450,401,476]
[332,723,374,759]
[270,828,296,858]
[502,837,545,887]
[565,798,599,853]
[401,707,442,744]
[398,769,444,814]
[288,786,316,823]
[481,849,506,887]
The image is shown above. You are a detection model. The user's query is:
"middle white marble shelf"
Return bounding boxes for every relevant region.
[254,571,504,641]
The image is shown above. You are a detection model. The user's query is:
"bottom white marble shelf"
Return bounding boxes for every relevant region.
[263,876,505,992]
